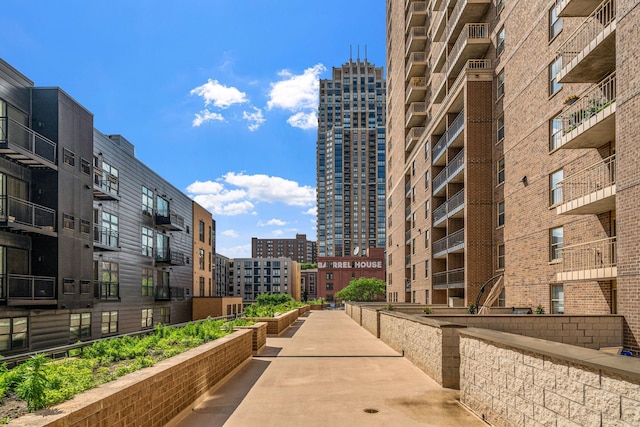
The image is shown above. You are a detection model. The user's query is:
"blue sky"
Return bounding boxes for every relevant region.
[0,0,385,258]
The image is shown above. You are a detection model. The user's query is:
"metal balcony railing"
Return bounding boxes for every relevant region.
[432,268,465,288]
[405,102,427,125]
[94,225,119,248]
[155,210,185,231]
[433,189,465,226]
[432,149,465,194]
[0,195,56,230]
[557,236,616,273]
[561,72,616,134]
[6,274,56,300]
[0,117,57,165]
[558,0,616,65]
[406,126,425,151]
[432,109,465,163]
[93,171,119,198]
[94,281,120,301]
[433,228,465,257]
[406,77,427,100]
[559,154,615,203]
[406,26,428,55]
[155,248,186,266]
[444,23,489,75]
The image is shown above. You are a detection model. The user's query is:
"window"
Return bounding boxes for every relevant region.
[425,260,429,277]
[101,311,118,335]
[199,220,205,242]
[156,195,169,217]
[70,313,91,340]
[63,148,75,167]
[326,283,334,290]
[550,169,564,205]
[142,309,154,328]
[497,115,505,142]
[81,219,91,234]
[497,26,505,56]
[497,158,505,185]
[160,307,170,324]
[497,244,505,270]
[549,3,563,40]
[550,117,563,151]
[551,284,565,314]
[199,277,205,296]
[142,226,154,257]
[326,273,334,279]
[497,70,505,98]
[101,261,119,299]
[550,227,564,261]
[81,158,91,175]
[142,267,153,296]
[497,201,505,227]
[199,249,205,270]
[0,317,28,351]
[63,214,75,230]
[142,186,154,215]
[549,56,563,95]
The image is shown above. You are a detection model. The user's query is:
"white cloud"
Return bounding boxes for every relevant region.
[192,109,225,127]
[287,112,317,130]
[190,79,248,108]
[222,229,239,238]
[223,172,316,206]
[303,207,317,216]
[242,107,265,131]
[272,229,284,237]
[267,64,325,111]
[258,218,286,227]
[218,244,252,259]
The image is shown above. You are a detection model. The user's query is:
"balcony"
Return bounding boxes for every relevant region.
[93,225,119,251]
[443,23,490,79]
[406,26,428,56]
[406,77,428,103]
[432,149,465,196]
[0,195,56,236]
[0,117,57,169]
[155,210,185,231]
[406,1,428,32]
[406,52,428,80]
[155,248,186,266]
[434,58,491,105]
[93,170,120,201]
[432,109,465,165]
[559,72,616,149]
[433,189,465,226]
[430,7,447,43]
[557,0,616,83]
[558,0,607,17]
[556,236,616,282]
[405,102,428,128]
[433,268,465,289]
[4,274,56,306]
[443,0,491,47]
[94,281,120,301]
[433,228,465,258]
[405,126,425,152]
[155,286,186,301]
[557,154,615,215]
[405,230,412,245]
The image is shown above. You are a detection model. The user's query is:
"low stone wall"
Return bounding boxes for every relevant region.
[247,309,300,335]
[361,306,380,337]
[234,322,267,354]
[298,305,311,315]
[426,314,623,349]
[15,330,253,427]
[460,328,640,426]
[310,303,324,310]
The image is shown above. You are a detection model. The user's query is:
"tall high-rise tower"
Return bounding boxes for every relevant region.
[316,58,386,258]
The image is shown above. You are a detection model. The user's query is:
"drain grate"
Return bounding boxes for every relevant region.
[363,408,379,414]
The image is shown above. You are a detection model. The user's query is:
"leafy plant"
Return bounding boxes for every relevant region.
[16,354,49,411]
[423,306,433,314]
[386,303,394,311]
[334,277,386,302]
[468,303,476,314]
[535,305,546,314]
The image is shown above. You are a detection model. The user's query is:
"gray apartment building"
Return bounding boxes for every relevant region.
[214,253,231,296]
[388,0,640,352]
[232,258,301,304]
[0,59,197,355]
[251,233,317,264]
[316,58,387,258]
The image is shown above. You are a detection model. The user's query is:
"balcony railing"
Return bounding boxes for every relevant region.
[432,149,465,195]
[433,189,465,226]
[444,23,490,76]
[432,109,465,164]
[433,228,465,257]
[155,248,186,266]
[154,286,186,301]
[94,225,119,249]
[556,236,616,281]
[560,72,616,145]
[558,154,615,208]
[406,52,428,79]
[557,0,616,81]
[405,126,425,152]
[0,117,57,166]
[0,195,56,232]
[405,102,428,127]
[405,1,428,32]
[406,26,428,55]
[94,281,120,301]
[432,268,465,289]
[444,0,491,45]
[155,210,185,231]
[93,171,120,200]
[5,274,56,301]
[406,77,427,102]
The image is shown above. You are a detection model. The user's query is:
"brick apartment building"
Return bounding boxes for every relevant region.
[388,0,640,351]
[251,233,317,263]
[301,268,318,301]
[317,247,385,302]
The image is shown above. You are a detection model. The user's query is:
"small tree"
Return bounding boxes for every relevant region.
[335,277,386,302]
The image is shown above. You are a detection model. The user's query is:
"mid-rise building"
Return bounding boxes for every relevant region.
[316,58,387,258]
[300,268,318,301]
[232,258,301,304]
[251,233,317,263]
[214,253,231,296]
[192,202,214,297]
[389,0,640,351]
[317,247,385,302]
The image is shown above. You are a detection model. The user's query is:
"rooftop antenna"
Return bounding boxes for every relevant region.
[357,45,360,62]
[365,45,368,62]
[350,45,352,62]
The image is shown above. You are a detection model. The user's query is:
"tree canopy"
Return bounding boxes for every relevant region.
[335,277,386,302]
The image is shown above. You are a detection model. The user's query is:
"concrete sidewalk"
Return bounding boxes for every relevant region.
[174,310,486,427]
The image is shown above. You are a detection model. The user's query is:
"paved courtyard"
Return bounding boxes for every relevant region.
[174,310,486,427]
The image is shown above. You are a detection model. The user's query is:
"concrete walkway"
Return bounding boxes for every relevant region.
[174,310,486,427]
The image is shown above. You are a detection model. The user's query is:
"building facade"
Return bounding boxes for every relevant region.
[251,233,317,263]
[192,202,214,297]
[300,268,318,301]
[214,253,231,296]
[389,1,640,351]
[317,247,386,302]
[232,258,301,304]
[316,58,387,258]
[0,59,203,355]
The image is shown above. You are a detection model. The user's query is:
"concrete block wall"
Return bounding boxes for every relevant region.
[460,328,640,426]
[235,322,267,354]
[248,308,299,335]
[15,330,253,427]
[361,307,380,337]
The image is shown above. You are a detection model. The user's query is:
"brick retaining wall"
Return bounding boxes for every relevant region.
[246,308,300,335]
